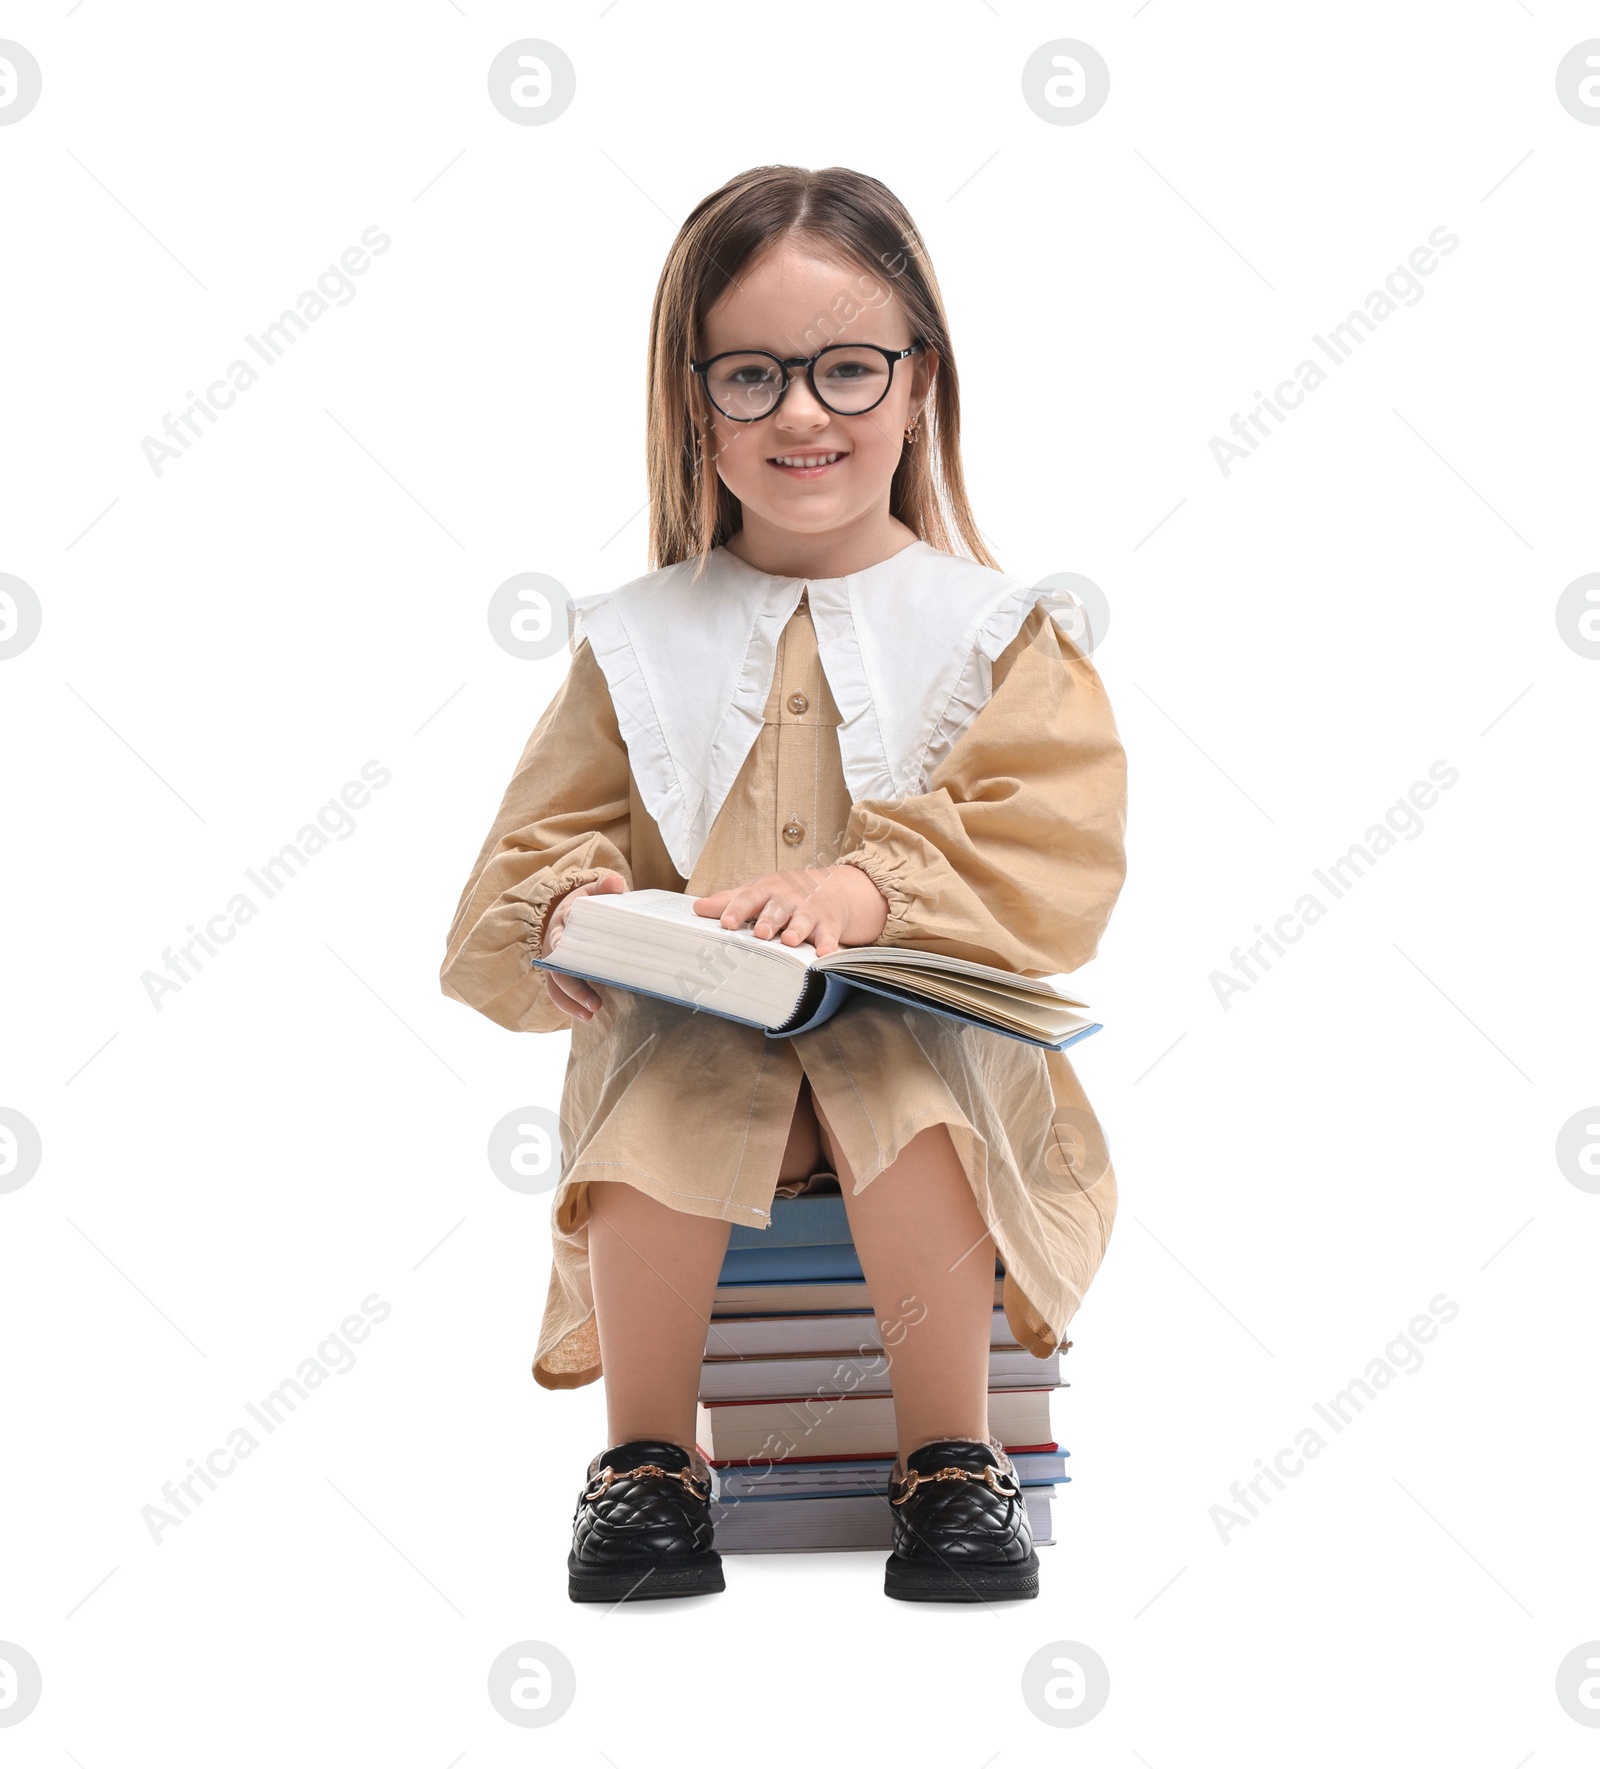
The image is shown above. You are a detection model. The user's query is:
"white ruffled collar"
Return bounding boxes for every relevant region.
[568,538,1086,880]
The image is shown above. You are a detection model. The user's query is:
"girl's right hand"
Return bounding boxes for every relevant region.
[541,871,628,1021]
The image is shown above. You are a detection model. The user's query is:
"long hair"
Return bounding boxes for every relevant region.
[645,164,999,575]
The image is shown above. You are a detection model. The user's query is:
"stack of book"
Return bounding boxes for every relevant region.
[698,1182,1070,1553]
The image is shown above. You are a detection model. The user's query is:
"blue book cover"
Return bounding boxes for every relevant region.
[727,1193,852,1250]
[713,1449,1070,1500]
[774,968,1103,1053]
[718,1241,1005,1285]
[719,1243,865,1284]
[534,953,1102,1054]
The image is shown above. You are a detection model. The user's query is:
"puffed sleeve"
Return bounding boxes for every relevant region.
[834,601,1127,977]
[440,638,633,1032]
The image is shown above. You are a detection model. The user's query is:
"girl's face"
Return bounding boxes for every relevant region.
[696,240,938,545]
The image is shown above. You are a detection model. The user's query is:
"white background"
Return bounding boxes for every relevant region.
[2,1,1597,1761]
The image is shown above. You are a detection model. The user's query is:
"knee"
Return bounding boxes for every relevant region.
[907,1121,958,1161]
[911,1122,971,1191]
[586,1178,627,1226]
[588,1177,662,1229]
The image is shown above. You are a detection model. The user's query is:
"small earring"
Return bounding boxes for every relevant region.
[904,414,921,444]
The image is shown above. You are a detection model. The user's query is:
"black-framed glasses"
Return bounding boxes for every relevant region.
[690,342,925,421]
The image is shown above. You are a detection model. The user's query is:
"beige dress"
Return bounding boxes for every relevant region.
[440,583,1129,1390]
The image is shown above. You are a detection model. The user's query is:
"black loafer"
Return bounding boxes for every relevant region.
[884,1438,1040,1602]
[568,1438,725,1603]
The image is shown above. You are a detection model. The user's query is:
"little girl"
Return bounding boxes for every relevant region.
[441,164,1128,1605]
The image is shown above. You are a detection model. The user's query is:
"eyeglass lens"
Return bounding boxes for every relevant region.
[704,346,897,419]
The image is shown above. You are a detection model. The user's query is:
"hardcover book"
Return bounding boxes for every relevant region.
[709,1488,1056,1554]
[535,888,1102,1051]
[696,1385,1062,1462]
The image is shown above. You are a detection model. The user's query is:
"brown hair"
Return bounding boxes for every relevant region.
[645,164,999,575]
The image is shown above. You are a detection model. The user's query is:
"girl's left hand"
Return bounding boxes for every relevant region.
[693,865,888,958]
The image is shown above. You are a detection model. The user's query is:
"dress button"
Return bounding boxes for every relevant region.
[787,691,809,716]
[782,819,806,847]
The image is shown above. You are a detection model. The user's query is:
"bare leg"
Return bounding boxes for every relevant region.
[588,1081,823,1451]
[813,1105,994,1460]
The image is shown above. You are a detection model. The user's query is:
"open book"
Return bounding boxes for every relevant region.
[533,888,1102,1052]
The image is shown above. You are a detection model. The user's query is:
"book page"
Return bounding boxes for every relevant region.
[566,888,814,972]
[818,941,1090,1007]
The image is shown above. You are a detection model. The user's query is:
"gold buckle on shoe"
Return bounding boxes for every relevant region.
[890,1463,1021,1505]
[581,1462,710,1506]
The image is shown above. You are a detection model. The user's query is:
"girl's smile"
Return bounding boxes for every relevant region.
[768,448,849,478]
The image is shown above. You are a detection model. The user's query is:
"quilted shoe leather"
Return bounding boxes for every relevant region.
[884,1437,1040,1602]
[567,1438,725,1602]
